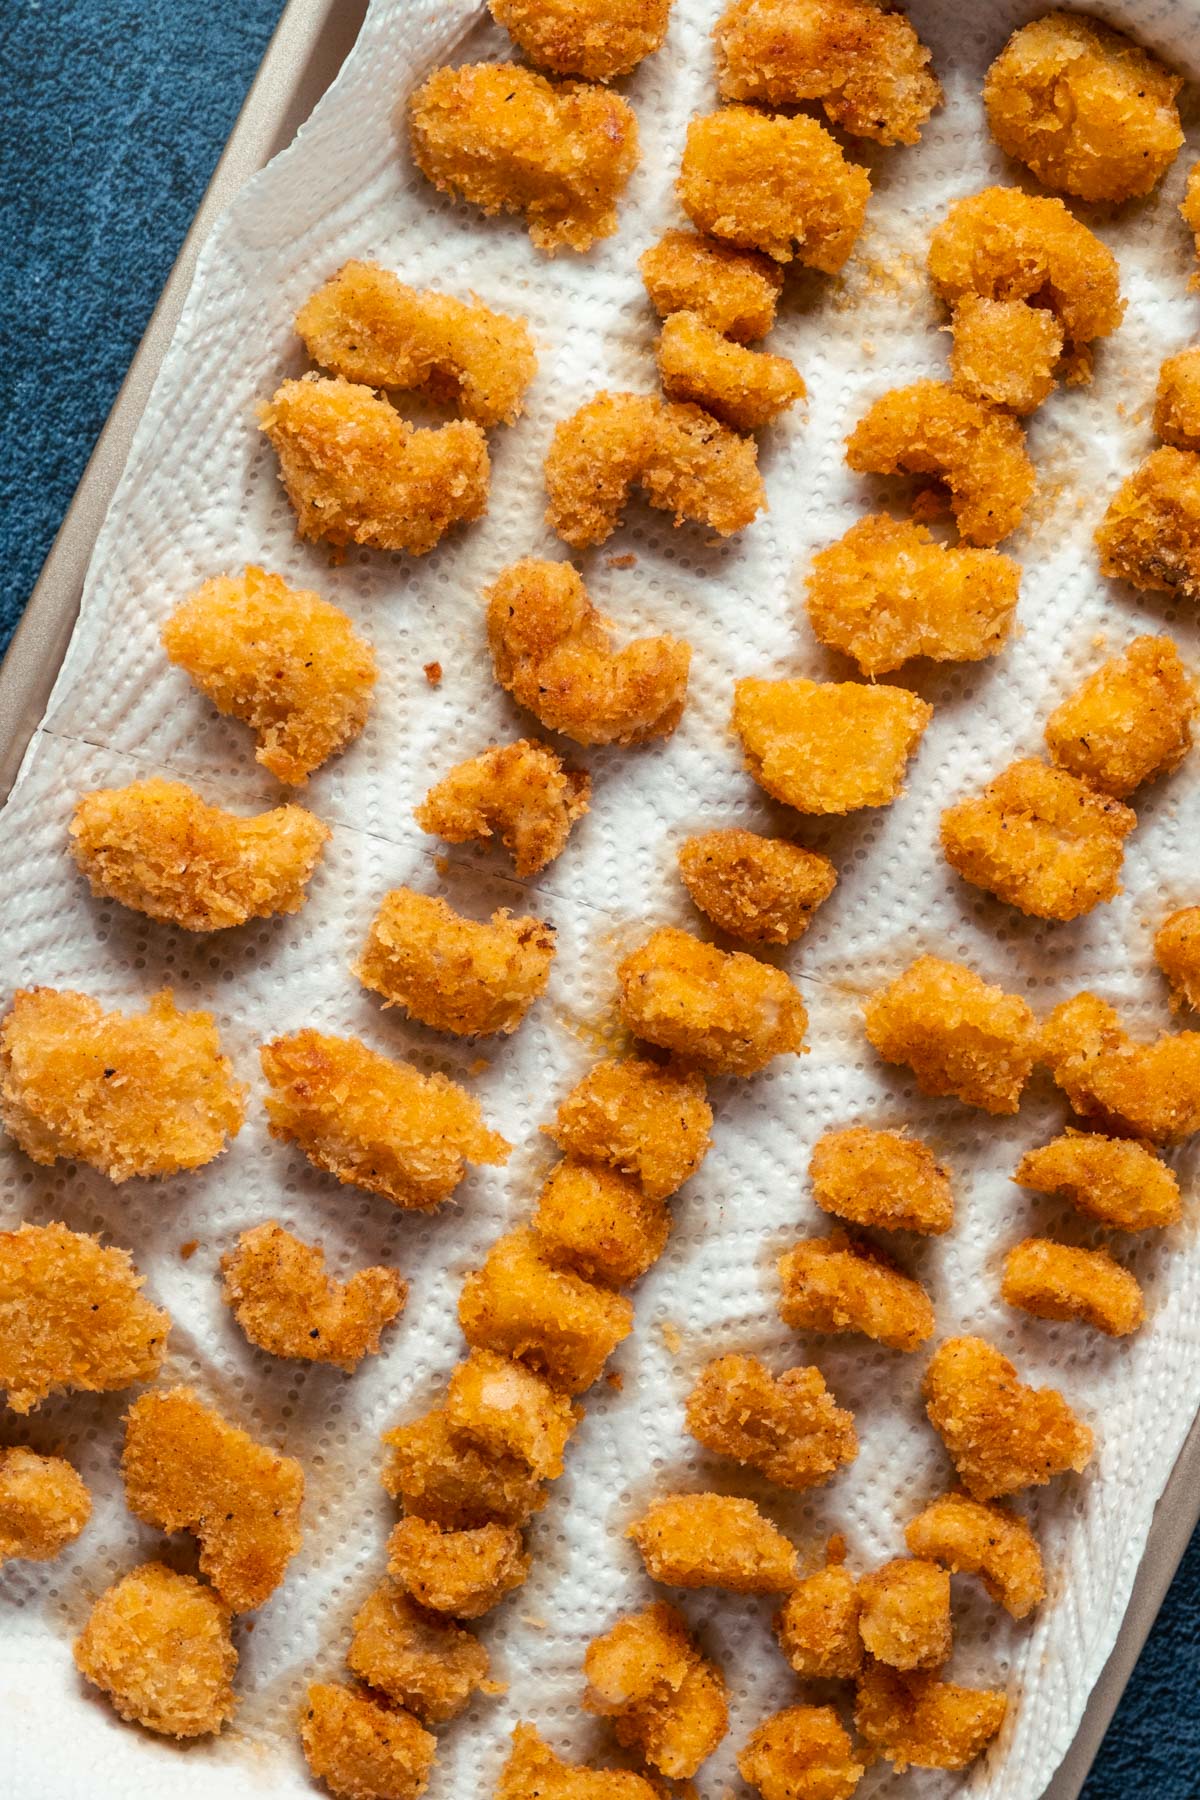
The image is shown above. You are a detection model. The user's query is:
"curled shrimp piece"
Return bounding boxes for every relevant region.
[1001,1236,1144,1337]
[656,311,805,432]
[1155,348,1200,452]
[639,229,783,342]
[488,0,672,81]
[1156,906,1200,1014]
[905,1491,1044,1620]
[1096,447,1200,599]
[415,739,590,876]
[1039,990,1200,1144]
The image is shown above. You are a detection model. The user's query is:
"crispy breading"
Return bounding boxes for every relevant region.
[459,1229,633,1394]
[686,1353,857,1490]
[657,311,805,432]
[733,676,932,815]
[629,1492,798,1592]
[739,1703,866,1800]
[545,1054,712,1201]
[219,1222,406,1370]
[905,1491,1044,1620]
[1182,164,1200,288]
[857,1558,950,1672]
[1156,905,1200,1013]
[948,296,1063,415]
[445,1347,580,1480]
[1015,1130,1180,1231]
[300,1682,436,1800]
[1095,446,1200,598]
[940,757,1136,921]
[983,12,1182,203]
[416,740,589,877]
[845,380,1034,546]
[74,1562,237,1739]
[348,1581,490,1725]
[408,63,638,254]
[497,1722,660,1799]
[584,1600,728,1780]
[122,1385,304,1611]
[258,374,489,554]
[533,1158,671,1287]
[161,567,376,785]
[1045,635,1196,798]
[1001,1236,1145,1337]
[381,1405,546,1529]
[1155,347,1200,451]
[617,924,807,1076]
[1039,990,1200,1144]
[489,0,671,80]
[923,1336,1093,1501]
[678,107,870,270]
[486,558,691,745]
[810,1126,954,1236]
[387,1517,530,1619]
[0,1222,168,1414]
[678,828,837,944]
[777,1231,935,1352]
[855,1658,1006,1771]
[775,1557,862,1680]
[863,954,1037,1116]
[0,1448,91,1563]
[295,261,536,428]
[640,230,783,342]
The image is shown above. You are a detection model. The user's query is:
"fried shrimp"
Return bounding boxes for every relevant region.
[545,1054,712,1200]
[983,12,1182,203]
[74,1563,237,1740]
[855,1660,1006,1771]
[348,1581,491,1725]
[809,1126,954,1236]
[845,380,1034,546]
[1155,347,1200,451]
[1001,1237,1144,1337]
[656,312,806,432]
[458,1228,634,1394]
[486,558,691,745]
[923,1335,1093,1501]
[584,1600,729,1780]
[863,955,1038,1116]
[295,260,536,428]
[686,1353,857,1491]
[408,63,639,254]
[678,827,837,944]
[219,1222,407,1370]
[1044,635,1196,798]
[300,1682,436,1800]
[905,1491,1044,1620]
[532,1159,671,1287]
[1015,1130,1181,1232]
[445,1347,580,1480]
[640,229,783,342]
[497,1722,660,1800]
[1182,165,1200,288]
[739,1704,866,1800]
[415,740,589,876]
[1096,447,1200,599]
[381,1406,547,1529]
[1156,906,1200,1013]
[617,924,808,1076]
[777,1232,935,1353]
[161,567,377,785]
[489,0,672,80]
[69,779,330,931]
[1039,991,1200,1144]
[629,1492,798,1592]
[774,1548,862,1680]
[732,676,932,814]
[0,1448,91,1563]
[387,1517,530,1619]
[355,888,555,1037]
[857,1559,950,1673]
[258,375,489,554]
[947,296,1064,416]
[122,1386,304,1611]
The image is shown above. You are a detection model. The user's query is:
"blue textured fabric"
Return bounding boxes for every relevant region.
[0,3,1197,1794]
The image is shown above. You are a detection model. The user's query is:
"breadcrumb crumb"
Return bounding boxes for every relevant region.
[863,955,1038,1116]
[445,1347,580,1480]
[775,1557,862,1680]
[300,1682,436,1800]
[348,1580,490,1724]
[855,1658,1006,1770]
[458,1229,634,1394]
[415,740,590,876]
[1015,1130,1180,1231]
[686,1352,857,1490]
[640,230,783,342]
[489,0,672,81]
[387,1517,530,1619]
[545,1054,712,1200]
[678,828,837,944]
[905,1491,1044,1620]
[220,1221,406,1370]
[381,1405,546,1530]
[657,311,805,432]
[1096,447,1200,599]
[74,1562,237,1740]
[857,1558,950,1671]
[584,1599,729,1779]
[777,1231,935,1352]
[739,1703,866,1800]
[1039,990,1200,1144]
[629,1491,798,1591]
[0,1447,91,1564]
[1044,635,1196,798]
[1001,1236,1145,1336]
[532,1158,671,1287]
[497,1722,660,1799]
[617,924,808,1076]
[733,676,932,814]
[810,1126,954,1236]
[923,1335,1093,1501]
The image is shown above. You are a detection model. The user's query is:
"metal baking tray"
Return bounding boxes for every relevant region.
[1,2,1195,1793]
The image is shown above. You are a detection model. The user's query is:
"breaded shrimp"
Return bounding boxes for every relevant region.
[640,230,783,342]
[533,1158,671,1287]
[947,296,1064,416]
[300,1682,436,1800]
[1015,1130,1180,1232]
[408,63,639,254]
[1002,1236,1144,1337]
[584,1600,729,1780]
[774,1554,862,1679]
[855,1659,1006,1771]
[686,1353,857,1491]
[0,986,244,1182]
[74,1563,237,1740]
[387,1517,530,1619]
[545,1054,712,1200]
[0,1448,91,1564]
[1039,991,1200,1143]
[617,924,808,1076]
[657,312,805,432]
[1154,347,1200,451]
[497,1722,660,1799]
[458,1228,634,1394]
[1156,906,1200,1013]
[1044,635,1196,798]
[863,955,1037,1115]
[489,0,672,81]
[857,1558,950,1672]
[733,676,932,814]
[905,1491,1044,1620]
[739,1704,866,1800]
[809,1126,954,1236]
[445,1347,580,1480]
[1182,164,1200,289]
[777,1231,935,1352]
[381,1406,547,1529]
[219,1222,407,1370]
[678,827,837,944]
[355,888,555,1037]
[629,1492,798,1592]
[415,739,590,876]
[348,1581,490,1725]
[258,374,489,554]
[1096,447,1200,598]
[295,260,536,427]
[923,1336,1093,1501]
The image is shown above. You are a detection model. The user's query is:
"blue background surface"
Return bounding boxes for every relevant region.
[1,1,1197,1790]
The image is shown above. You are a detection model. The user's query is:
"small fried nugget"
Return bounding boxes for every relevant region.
[122,1386,304,1611]
[533,1159,671,1287]
[74,1562,237,1739]
[348,1581,490,1725]
[381,1406,546,1529]
[445,1347,580,1480]
[387,1517,530,1619]
[863,955,1037,1116]
[678,828,837,944]
[857,1559,950,1672]
[259,375,489,554]
[640,230,783,342]
[775,1555,862,1680]
[1002,1237,1145,1337]
[629,1492,798,1592]
[584,1600,729,1780]
[261,1030,509,1209]
[924,1336,1093,1501]
[1157,906,1200,1013]
[846,380,1034,547]
[0,1448,91,1564]
[657,312,805,432]
[855,1658,1006,1771]
[408,63,638,254]
[1045,636,1196,799]
[458,1229,634,1394]
[1096,445,1200,598]
[1039,990,1200,1144]
[161,567,376,785]
[0,1222,168,1414]
[810,1126,954,1236]
[545,1055,711,1201]
[777,1232,935,1353]
[220,1222,406,1370]
[940,757,1136,922]
[733,676,932,815]
[1183,165,1200,287]
[983,12,1182,203]
[1155,348,1200,451]
[1015,1130,1180,1232]
[686,1353,857,1491]
[487,558,691,745]
[617,924,807,1076]
[415,740,589,877]
[295,261,536,428]
[489,0,671,80]
[497,1722,660,1800]
[300,1682,436,1800]
[948,297,1063,416]
[739,1704,865,1800]
[905,1492,1044,1620]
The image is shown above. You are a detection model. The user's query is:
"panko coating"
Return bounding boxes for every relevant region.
[738,1704,865,1800]
[415,740,590,877]
[854,1659,1006,1771]
[1182,164,1200,287]
[160,566,376,785]
[261,1030,509,1209]
[733,676,932,815]
[69,779,329,931]
[1015,1130,1180,1232]
[923,1336,1093,1501]
[777,1231,935,1353]
[857,1559,951,1672]
[617,924,807,1076]
[348,1581,490,1724]
[0,986,244,1182]
[74,1563,237,1740]
[1095,447,1200,599]
[408,63,638,254]
[948,296,1064,416]
[1156,906,1200,1013]
[387,1517,530,1619]
[639,230,783,342]
[715,0,940,146]
[544,391,765,548]
[629,1492,798,1591]
[0,1222,168,1414]
[220,1222,407,1370]
[686,1352,857,1491]
[122,1385,305,1611]
[1044,635,1196,799]
[584,1600,729,1779]
[458,1228,634,1394]
[805,514,1019,677]
[1001,1236,1145,1337]
[1155,348,1200,452]
[489,0,672,80]
[939,757,1136,922]
[355,888,555,1038]
[775,1552,862,1680]
[810,1126,954,1236]
[905,1492,1044,1620]
[382,1406,546,1529]
[0,1448,91,1564]
[295,260,536,428]
[445,1347,580,1480]
[1039,991,1200,1143]
[845,380,1035,547]
[545,1054,712,1201]
[678,107,870,271]
[259,375,489,554]
[486,558,691,746]
[532,1158,671,1287]
[983,12,1182,203]
[863,955,1038,1116]
[497,1722,660,1800]
[657,312,806,432]
[678,828,837,944]
[300,1682,436,1800]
